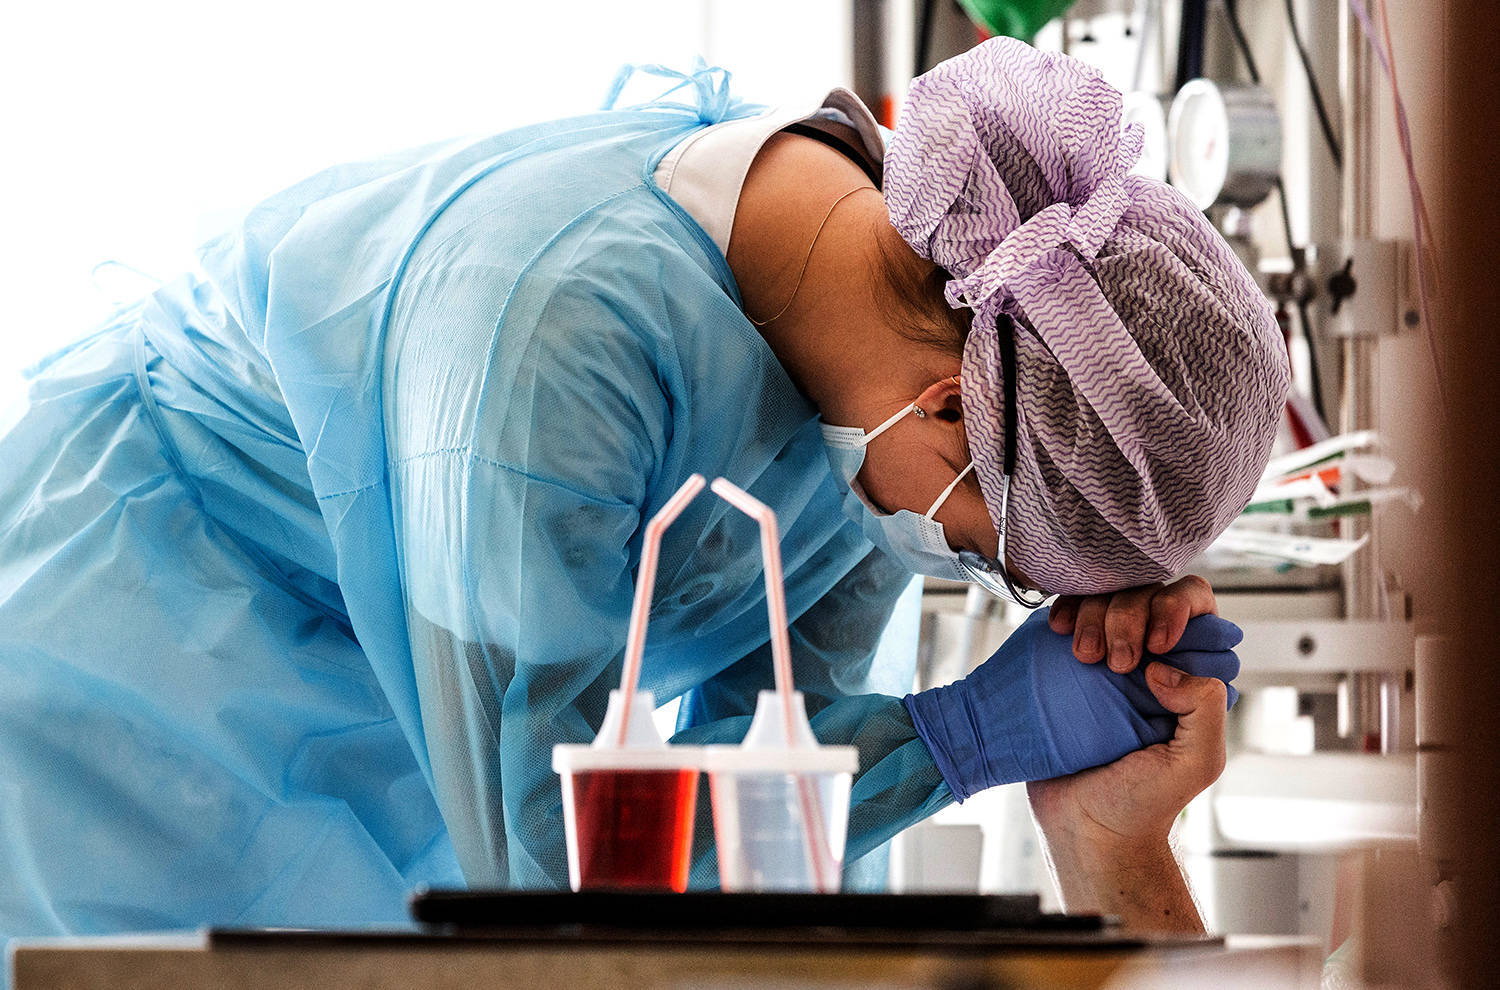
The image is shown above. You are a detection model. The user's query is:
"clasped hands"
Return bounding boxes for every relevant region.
[904,575,1233,877]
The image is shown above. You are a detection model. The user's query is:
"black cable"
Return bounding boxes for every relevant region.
[1297,299,1329,423]
[1272,178,1298,262]
[1283,0,1344,171]
[1218,0,1261,84]
[1223,10,1294,264]
[1221,0,1330,422]
[1223,0,1342,172]
[1174,0,1207,91]
[914,0,937,79]
[1273,176,1329,423]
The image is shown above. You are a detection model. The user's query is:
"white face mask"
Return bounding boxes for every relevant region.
[819,400,1036,604]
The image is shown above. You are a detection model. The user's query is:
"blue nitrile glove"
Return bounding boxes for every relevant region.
[904,609,1242,801]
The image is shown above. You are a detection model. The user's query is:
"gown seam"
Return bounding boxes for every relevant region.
[315,480,385,500]
[392,446,470,465]
[130,327,353,626]
[383,446,634,508]
[465,453,636,507]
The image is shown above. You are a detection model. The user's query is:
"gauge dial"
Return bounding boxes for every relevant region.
[1168,79,1231,209]
[1168,79,1281,211]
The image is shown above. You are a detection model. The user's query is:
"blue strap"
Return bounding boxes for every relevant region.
[601,57,743,124]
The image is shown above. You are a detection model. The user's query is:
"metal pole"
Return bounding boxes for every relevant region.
[852,0,888,121]
[1337,0,1388,751]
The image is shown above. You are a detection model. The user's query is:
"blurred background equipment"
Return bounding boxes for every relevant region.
[954,0,1082,41]
[870,0,1444,973]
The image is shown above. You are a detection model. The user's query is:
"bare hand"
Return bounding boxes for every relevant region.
[1047,575,1218,674]
[1027,661,1228,856]
[1024,663,1228,931]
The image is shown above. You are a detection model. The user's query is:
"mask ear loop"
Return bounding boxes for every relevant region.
[917,373,975,519]
[843,374,962,451]
[924,462,975,520]
[853,401,919,448]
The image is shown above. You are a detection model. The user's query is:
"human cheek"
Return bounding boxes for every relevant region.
[941,489,999,558]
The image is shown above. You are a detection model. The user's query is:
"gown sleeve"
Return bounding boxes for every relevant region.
[390,266,669,889]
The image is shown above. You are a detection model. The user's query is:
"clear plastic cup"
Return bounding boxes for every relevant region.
[552,690,702,892]
[703,691,857,893]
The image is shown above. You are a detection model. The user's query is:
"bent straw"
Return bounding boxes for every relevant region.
[615,474,707,747]
[709,479,797,731]
[709,477,839,893]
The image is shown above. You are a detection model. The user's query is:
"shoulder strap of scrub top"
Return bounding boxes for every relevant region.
[780,121,883,189]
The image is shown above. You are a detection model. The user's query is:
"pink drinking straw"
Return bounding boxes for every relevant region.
[709,477,839,893]
[615,474,707,747]
[708,479,799,738]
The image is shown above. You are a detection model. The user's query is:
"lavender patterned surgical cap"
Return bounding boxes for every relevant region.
[885,38,1290,595]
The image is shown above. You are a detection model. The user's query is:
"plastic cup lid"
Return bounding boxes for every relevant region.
[700,743,857,775]
[552,744,704,774]
[696,690,858,774]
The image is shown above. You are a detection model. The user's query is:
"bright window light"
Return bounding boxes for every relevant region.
[0,0,850,400]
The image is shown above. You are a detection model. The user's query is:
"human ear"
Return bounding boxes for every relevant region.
[915,375,964,423]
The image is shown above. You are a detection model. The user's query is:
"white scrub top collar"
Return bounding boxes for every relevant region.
[653,88,887,257]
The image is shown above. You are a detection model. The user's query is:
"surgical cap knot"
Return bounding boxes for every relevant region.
[941,124,1143,325]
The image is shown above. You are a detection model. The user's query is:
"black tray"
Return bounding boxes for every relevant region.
[409,889,1104,933]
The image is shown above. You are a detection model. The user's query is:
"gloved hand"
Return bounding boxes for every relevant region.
[904,609,1241,801]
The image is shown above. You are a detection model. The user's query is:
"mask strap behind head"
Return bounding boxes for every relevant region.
[994,314,1047,608]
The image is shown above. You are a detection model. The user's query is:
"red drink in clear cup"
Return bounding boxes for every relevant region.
[569,767,697,891]
[554,743,702,892]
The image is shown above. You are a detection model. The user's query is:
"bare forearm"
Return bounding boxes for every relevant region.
[1038,829,1204,934]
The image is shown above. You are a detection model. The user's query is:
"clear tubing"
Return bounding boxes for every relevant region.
[615,474,706,746]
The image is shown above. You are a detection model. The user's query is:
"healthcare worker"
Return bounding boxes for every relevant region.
[0,36,1286,963]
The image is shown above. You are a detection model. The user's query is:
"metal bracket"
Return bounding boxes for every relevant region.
[1312,239,1403,338]
[1235,619,1414,679]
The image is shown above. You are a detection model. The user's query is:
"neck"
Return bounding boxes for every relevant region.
[725,129,961,426]
[755,194,958,425]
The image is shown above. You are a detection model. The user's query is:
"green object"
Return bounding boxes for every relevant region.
[1242,499,1295,515]
[1308,500,1374,520]
[956,0,1079,43]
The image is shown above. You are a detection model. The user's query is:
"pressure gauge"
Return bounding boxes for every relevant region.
[1122,91,1170,182]
[1167,79,1281,211]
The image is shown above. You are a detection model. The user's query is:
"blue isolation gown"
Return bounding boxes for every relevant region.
[0,67,950,958]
